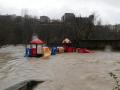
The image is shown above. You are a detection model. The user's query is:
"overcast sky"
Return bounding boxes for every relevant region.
[0,0,120,24]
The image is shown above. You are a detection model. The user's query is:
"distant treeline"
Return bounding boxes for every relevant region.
[0,14,120,47]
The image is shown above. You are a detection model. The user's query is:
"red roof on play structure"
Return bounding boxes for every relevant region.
[30,39,44,44]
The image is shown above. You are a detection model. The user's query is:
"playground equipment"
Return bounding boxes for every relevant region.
[25,35,94,59]
[25,38,44,57]
[66,47,75,52]
[62,38,94,53]
[42,47,51,59]
[51,47,57,55]
[57,47,64,53]
[76,48,94,53]
[62,38,72,52]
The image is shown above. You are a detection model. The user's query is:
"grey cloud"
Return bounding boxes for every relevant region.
[0,0,120,24]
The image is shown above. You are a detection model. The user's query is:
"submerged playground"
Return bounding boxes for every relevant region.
[0,45,120,90]
[1,36,120,90]
[25,37,94,58]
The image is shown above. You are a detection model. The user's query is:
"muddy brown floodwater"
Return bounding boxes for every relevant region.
[0,45,120,90]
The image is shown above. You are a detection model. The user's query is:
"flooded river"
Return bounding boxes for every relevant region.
[0,45,120,90]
